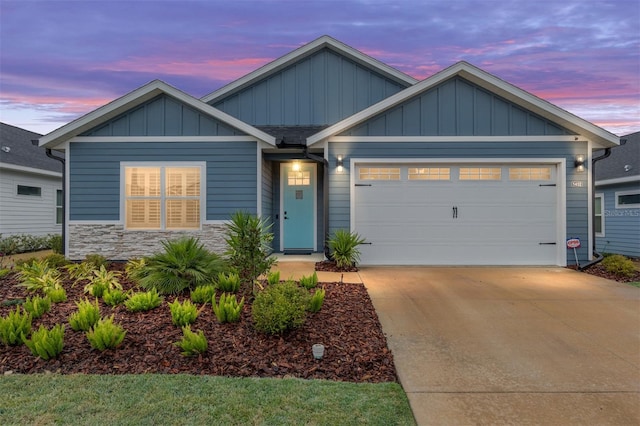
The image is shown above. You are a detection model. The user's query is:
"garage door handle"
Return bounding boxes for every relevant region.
[539,242,556,245]
[452,206,458,219]
[355,184,372,187]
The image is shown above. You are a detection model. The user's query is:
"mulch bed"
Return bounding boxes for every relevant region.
[570,262,640,283]
[314,260,358,272]
[0,265,396,383]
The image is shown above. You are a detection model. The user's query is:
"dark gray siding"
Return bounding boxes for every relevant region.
[69,141,257,221]
[261,158,274,228]
[342,77,574,137]
[82,95,243,137]
[212,48,408,126]
[596,182,640,257]
[328,140,590,263]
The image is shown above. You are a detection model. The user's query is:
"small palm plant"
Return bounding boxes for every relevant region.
[328,229,366,269]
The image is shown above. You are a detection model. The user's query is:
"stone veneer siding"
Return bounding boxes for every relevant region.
[68,223,229,260]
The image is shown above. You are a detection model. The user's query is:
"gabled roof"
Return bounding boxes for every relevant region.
[0,122,62,175]
[307,61,620,148]
[39,80,276,149]
[595,131,639,184]
[201,35,418,104]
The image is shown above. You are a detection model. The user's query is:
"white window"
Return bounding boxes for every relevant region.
[509,167,551,181]
[123,164,203,230]
[459,167,501,181]
[615,190,640,208]
[595,194,604,237]
[408,167,450,181]
[56,190,63,225]
[359,167,400,181]
[287,171,311,186]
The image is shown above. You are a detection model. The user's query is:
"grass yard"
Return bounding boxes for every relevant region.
[0,374,415,425]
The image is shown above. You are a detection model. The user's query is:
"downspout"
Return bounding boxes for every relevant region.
[46,148,66,257]
[578,147,611,271]
[303,147,330,258]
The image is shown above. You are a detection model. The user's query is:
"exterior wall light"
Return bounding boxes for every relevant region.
[336,155,344,172]
[574,154,585,172]
[292,161,301,172]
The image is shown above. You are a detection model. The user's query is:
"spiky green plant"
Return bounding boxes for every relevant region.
[299,272,318,289]
[68,298,100,332]
[308,288,326,313]
[23,295,51,319]
[86,316,126,351]
[65,261,96,286]
[0,306,32,345]
[190,284,217,304]
[266,270,280,286]
[137,237,226,295]
[45,287,67,303]
[102,288,128,306]
[168,299,201,327]
[212,293,244,323]
[84,265,122,297]
[216,271,240,293]
[125,289,163,312]
[124,257,148,282]
[24,324,65,360]
[328,229,366,269]
[174,326,207,356]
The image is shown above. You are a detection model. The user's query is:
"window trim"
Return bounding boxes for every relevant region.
[594,193,604,237]
[120,162,206,231]
[17,184,42,196]
[55,189,63,225]
[614,189,640,209]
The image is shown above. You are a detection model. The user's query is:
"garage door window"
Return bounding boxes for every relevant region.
[359,167,400,181]
[459,167,501,181]
[408,167,450,180]
[509,167,551,181]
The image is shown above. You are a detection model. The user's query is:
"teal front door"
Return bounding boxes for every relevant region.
[281,162,316,251]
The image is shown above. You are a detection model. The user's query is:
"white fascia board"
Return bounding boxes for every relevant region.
[329,135,587,143]
[201,35,418,104]
[70,136,261,143]
[308,61,620,148]
[595,175,640,186]
[0,162,62,178]
[39,80,276,149]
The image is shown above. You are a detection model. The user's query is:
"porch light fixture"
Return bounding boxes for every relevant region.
[292,161,301,172]
[336,155,344,172]
[574,154,585,172]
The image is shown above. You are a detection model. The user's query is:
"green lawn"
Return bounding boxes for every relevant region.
[0,374,415,425]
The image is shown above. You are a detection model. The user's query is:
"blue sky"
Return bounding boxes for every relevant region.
[1,0,638,136]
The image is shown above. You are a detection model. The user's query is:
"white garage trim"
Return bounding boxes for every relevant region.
[350,158,567,266]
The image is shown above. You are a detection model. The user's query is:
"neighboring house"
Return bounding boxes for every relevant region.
[38,36,620,266]
[0,122,63,236]
[594,131,639,257]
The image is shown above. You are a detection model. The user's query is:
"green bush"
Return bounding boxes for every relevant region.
[266,270,280,286]
[174,326,208,356]
[212,293,244,323]
[602,254,636,278]
[23,295,51,319]
[68,299,100,332]
[45,287,67,303]
[0,233,57,255]
[124,257,148,282]
[84,265,122,297]
[86,316,126,351]
[0,268,12,279]
[84,253,109,269]
[17,259,63,294]
[43,253,69,268]
[13,257,39,269]
[125,289,163,312]
[24,324,65,360]
[328,229,366,269]
[308,288,326,313]
[168,299,200,327]
[217,272,240,293]
[48,234,63,254]
[225,211,276,291]
[299,272,318,289]
[252,281,310,334]
[138,237,226,295]
[102,288,128,306]
[0,306,32,345]
[190,284,217,304]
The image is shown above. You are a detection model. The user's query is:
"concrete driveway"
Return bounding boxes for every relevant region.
[359,267,640,425]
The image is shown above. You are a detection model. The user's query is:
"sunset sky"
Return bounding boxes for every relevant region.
[1,0,638,136]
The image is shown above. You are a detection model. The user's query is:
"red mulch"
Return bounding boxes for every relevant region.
[570,262,640,283]
[314,260,358,272]
[0,265,396,383]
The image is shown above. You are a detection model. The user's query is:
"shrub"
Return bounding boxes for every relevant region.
[308,288,326,313]
[0,268,11,279]
[84,253,109,269]
[328,229,366,269]
[84,265,122,297]
[212,293,244,323]
[299,272,318,289]
[48,234,63,254]
[102,288,128,306]
[190,284,217,304]
[0,233,55,255]
[602,254,636,278]
[125,257,148,282]
[17,259,63,294]
[138,237,226,295]
[252,281,310,334]
[23,295,51,319]
[24,324,65,360]
[217,272,240,293]
[14,257,40,269]
[225,211,276,291]
[86,316,126,351]
[68,298,101,332]
[174,326,207,356]
[0,306,32,345]
[43,253,69,268]
[125,289,163,312]
[65,261,96,286]
[266,270,280,286]
[45,287,67,303]
[168,299,200,327]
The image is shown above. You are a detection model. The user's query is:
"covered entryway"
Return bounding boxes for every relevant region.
[280,162,317,252]
[353,160,564,265]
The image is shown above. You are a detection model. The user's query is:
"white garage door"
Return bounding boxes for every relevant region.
[353,163,559,265]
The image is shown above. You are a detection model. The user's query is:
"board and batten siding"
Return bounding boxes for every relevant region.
[596,182,640,257]
[328,140,590,263]
[82,95,243,137]
[211,48,408,126]
[69,141,258,222]
[0,169,62,236]
[342,77,573,137]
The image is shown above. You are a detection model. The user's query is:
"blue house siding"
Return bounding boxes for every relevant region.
[327,140,590,263]
[596,182,640,257]
[342,77,573,137]
[211,48,408,126]
[82,95,243,137]
[69,141,258,222]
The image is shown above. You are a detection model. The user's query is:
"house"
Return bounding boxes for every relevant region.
[38,36,620,265]
[0,122,63,236]
[595,131,639,257]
